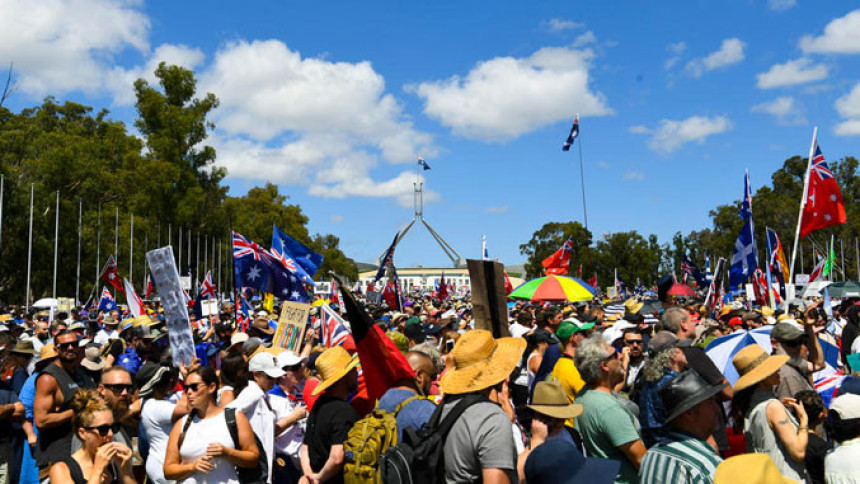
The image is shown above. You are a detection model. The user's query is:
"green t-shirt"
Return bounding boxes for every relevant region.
[575,388,641,484]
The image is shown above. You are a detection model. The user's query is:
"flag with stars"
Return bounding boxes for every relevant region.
[99,255,124,294]
[233,231,309,302]
[800,142,846,238]
[271,225,322,283]
[98,286,117,312]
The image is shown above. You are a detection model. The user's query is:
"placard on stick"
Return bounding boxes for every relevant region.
[274,301,311,353]
[146,246,195,366]
[467,259,510,338]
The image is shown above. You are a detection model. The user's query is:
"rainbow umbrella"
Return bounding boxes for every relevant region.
[509,275,597,302]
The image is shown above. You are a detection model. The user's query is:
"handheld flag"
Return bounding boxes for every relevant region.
[704,252,713,283]
[122,278,144,317]
[271,225,322,283]
[234,231,309,302]
[316,304,351,348]
[681,253,706,287]
[438,272,448,301]
[98,287,118,312]
[729,171,758,288]
[823,235,837,278]
[800,142,846,238]
[417,156,431,171]
[199,271,217,299]
[330,278,341,306]
[99,255,124,294]
[809,256,827,282]
[482,235,489,260]
[562,114,579,151]
[375,232,399,281]
[144,272,153,299]
[542,237,573,275]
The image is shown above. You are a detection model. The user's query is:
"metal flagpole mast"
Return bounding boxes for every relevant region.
[96,204,101,282]
[788,127,817,311]
[856,237,859,280]
[0,174,4,248]
[196,232,200,287]
[204,234,208,276]
[211,235,215,280]
[187,228,191,276]
[157,224,161,248]
[577,113,589,229]
[26,184,34,311]
[76,199,82,304]
[841,237,846,281]
[218,240,222,294]
[129,213,134,282]
[52,191,59,299]
[765,226,775,309]
[178,226,183,271]
[114,205,119,261]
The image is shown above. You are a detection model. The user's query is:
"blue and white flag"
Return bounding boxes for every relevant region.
[234,231,308,302]
[562,115,579,151]
[704,251,713,283]
[271,225,322,282]
[417,156,431,170]
[98,286,117,312]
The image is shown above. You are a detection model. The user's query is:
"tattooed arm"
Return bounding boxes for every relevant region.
[766,399,808,462]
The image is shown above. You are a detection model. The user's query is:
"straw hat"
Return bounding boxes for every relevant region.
[714,454,798,484]
[732,344,789,392]
[311,346,359,396]
[11,339,39,355]
[527,380,583,420]
[624,298,643,314]
[439,330,526,395]
[35,343,58,371]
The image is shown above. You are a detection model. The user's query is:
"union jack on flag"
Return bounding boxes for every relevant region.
[233,231,277,263]
[316,304,350,347]
[199,271,217,299]
[811,144,834,180]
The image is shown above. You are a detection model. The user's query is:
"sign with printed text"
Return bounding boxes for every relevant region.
[274,301,311,353]
[146,246,195,366]
[201,299,219,317]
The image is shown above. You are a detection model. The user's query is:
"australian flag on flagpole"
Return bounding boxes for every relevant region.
[271,225,323,283]
[562,114,579,151]
[98,286,117,312]
[233,231,309,303]
[681,253,706,287]
[417,156,431,170]
[729,171,758,288]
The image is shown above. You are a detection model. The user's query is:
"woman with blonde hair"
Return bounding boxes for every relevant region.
[49,389,135,484]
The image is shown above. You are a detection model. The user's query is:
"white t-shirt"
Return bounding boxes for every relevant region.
[509,323,531,339]
[269,393,306,467]
[94,328,119,345]
[142,398,179,484]
[226,381,275,482]
[178,411,239,484]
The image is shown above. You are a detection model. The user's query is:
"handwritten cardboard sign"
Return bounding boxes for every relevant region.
[273,301,311,352]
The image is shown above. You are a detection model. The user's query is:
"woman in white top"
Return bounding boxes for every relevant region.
[163,367,259,483]
[139,365,190,484]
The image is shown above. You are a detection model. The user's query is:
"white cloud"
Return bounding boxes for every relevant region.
[768,0,797,11]
[597,160,610,169]
[106,43,206,105]
[546,19,584,32]
[631,115,732,153]
[330,215,344,223]
[624,171,645,181]
[685,38,746,78]
[0,0,150,97]
[572,31,596,48]
[756,58,828,89]
[664,42,686,69]
[750,96,807,125]
[485,205,509,214]
[410,46,611,141]
[835,83,860,136]
[800,9,860,54]
[628,125,650,134]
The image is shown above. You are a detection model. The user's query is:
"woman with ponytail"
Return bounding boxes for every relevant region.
[163,366,259,483]
[49,389,135,484]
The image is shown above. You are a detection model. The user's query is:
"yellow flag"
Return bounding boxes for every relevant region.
[264,293,274,313]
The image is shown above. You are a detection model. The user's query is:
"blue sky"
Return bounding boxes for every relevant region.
[3,0,860,268]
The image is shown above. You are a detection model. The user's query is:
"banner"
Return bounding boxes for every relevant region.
[146,246,195,366]
[274,301,311,353]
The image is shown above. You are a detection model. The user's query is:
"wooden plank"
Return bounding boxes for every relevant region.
[467,259,510,338]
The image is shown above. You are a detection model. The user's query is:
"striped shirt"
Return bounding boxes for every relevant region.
[639,431,722,484]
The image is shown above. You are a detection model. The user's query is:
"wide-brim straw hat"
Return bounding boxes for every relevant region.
[714,453,798,484]
[732,344,789,392]
[311,346,360,396]
[527,380,583,419]
[440,329,526,395]
[35,343,58,371]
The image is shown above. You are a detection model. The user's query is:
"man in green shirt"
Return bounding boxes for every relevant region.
[573,335,645,484]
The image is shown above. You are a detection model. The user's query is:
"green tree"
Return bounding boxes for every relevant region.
[518,221,592,279]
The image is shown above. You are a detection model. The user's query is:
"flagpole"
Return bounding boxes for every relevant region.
[129,213,134,283]
[765,226,775,309]
[0,174,4,248]
[187,228,191,276]
[204,234,208,276]
[52,190,59,299]
[26,183,34,311]
[178,226,183,271]
[196,232,200,286]
[76,199,82,304]
[577,113,589,229]
[212,235,215,279]
[841,237,846,281]
[218,240,222,294]
[96,203,101,284]
[788,126,817,310]
[114,205,119,265]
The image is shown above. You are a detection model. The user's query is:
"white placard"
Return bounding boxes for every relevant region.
[201,299,219,317]
[147,246,195,366]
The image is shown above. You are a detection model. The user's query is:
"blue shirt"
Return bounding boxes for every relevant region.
[638,370,678,448]
[377,388,437,440]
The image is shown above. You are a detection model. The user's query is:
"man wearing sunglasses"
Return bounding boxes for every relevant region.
[620,329,646,395]
[33,330,95,478]
[96,367,136,445]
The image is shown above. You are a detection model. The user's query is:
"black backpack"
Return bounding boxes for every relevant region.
[379,394,487,484]
[224,407,269,484]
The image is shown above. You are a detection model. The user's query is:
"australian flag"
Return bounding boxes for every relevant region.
[418,156,431,170]
[233,231,308,302]
[271,225,322,283]
[729,171,758,288]
[98,286,117,312]
[375,231,399,281]
[562,115,579,151]
[681,253,706,287]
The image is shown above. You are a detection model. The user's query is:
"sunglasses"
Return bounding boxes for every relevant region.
[85,422,122,437]
[185,382,207,393]
[56,342,78,351]
[624,339,643,346]
[103,383,133,394]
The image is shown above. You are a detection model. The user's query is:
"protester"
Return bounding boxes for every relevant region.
[730,344,808,482]
[269,350,309,483]
[94,366,135,447]
[770,314,825,401]
[94,316,121,345]
[822,394,860,483]
[138,364,189,484]
[637,331,686,447]
[0,382,24,484]
[619,328,646,395]
[795,390,828,484]
[163,366,259,482]
[48,389,135,484]
[376,350,437,439]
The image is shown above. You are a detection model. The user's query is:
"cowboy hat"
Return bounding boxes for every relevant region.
[102,315,120,326]
[660,370,727,423]
[311,346,359,396]
[527,380,583,420]
[624,298,643,314]
[11,339,39,355]
[251,317,274,335]
[732,344,789,392]
[439,330,526,395]
[81,345,106,372]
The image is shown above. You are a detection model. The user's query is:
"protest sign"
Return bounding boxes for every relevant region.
[146,246,195,366]
[274,301,311,352]
[201,299,219,317]
[467,259,509,338]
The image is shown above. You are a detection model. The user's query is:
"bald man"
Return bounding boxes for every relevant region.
[376,351,439,439]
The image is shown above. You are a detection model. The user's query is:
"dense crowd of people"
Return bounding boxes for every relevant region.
[1,276,860,484]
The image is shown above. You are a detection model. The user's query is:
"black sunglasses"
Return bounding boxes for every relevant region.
[185,382,207,392]
[283,364,303,372]
[103,383,133,394]
[624,339,644,346]
[85,422,122,437]
[57,342,78,350]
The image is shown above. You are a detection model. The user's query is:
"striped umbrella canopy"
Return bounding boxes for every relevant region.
[509,275,597,302]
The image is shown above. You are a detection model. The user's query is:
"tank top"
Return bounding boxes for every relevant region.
[744,394,807,482]
[177,411,240,484]
[37,364,80,467]
[526,352,540,389]
[57,456,122,484]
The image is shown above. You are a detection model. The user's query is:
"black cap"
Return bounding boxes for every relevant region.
[403,323,427,343]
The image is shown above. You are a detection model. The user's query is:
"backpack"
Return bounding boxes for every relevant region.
[343,394,428,484]
[379,394,487,484]
[224,407,269,484]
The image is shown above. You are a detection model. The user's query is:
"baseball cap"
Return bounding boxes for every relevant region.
[248,352,286,378]
[276,350,307,368]
[229,332,249,349]
[829,394,860,420]
[556,320,577,341]
[403,323,426,343]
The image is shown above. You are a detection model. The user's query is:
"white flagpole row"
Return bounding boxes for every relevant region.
[52,190,59,299]
[0,174,4,248]
[129,213,134,283]
[26,184,33,311]
[787,127,817,311]
[76,199,81,304]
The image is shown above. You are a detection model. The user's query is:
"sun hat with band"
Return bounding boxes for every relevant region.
[311,345,360,396]
[439,329,526,395]
[732,344,790,392]
[714,453,798,484]
[527,380,583,420]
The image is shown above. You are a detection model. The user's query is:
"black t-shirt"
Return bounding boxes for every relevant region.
[303,395,359,484]
[805,433,829,484]
[682,346,730,451]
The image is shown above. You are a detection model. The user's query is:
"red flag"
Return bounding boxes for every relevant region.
[588,273,598,289]
[542,237,573,275]
[800,142,846,238]
[330,278,340,305]
[144,273,153,299]
[576,264,583,278]
[809,257,827,282]
[382,279,399,310]
[438,272,448,301]
[504,270,513,295]
[99,255,124,294]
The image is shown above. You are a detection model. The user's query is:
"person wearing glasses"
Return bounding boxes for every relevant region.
[34,330,96,479]
[96,367,136,447]
[164,367,259,482]
[573,335,646,484]
[49,389,135,484]
[618,329,646,395]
